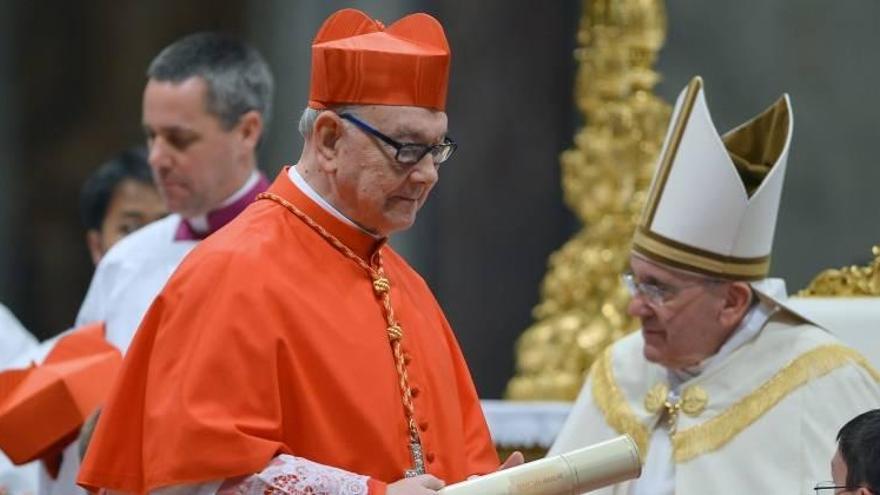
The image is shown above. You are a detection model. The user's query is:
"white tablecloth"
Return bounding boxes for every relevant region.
[480,400,572,448]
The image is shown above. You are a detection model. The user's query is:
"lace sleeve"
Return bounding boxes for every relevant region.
[217,455,371,495]
[132,455,374,495]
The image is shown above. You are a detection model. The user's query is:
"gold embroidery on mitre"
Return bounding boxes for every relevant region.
[592,346,651,461]
[633,78,791,282]
[680,386,708,417]
[671,345,880,463]
[643,76,703,226]
[632,228,770,280]
[644,382,668,414]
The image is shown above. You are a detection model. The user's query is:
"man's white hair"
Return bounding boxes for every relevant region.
[298,105,359,139]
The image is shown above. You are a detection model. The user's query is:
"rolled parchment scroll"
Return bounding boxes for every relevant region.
[438,435,641,495]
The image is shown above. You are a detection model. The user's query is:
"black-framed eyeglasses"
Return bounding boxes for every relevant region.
[339,113,457,166]
[814,480,877,493]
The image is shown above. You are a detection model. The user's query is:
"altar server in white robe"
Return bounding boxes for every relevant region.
[549,76,880,495]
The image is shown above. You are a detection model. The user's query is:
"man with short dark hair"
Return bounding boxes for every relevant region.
[40,32,274,495]
[77,31,273,353]
[78,9,515,495]
[80,146,166,265]
[816,409,880,494]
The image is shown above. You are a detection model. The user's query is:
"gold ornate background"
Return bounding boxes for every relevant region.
[798,246,880,297]
[506,0,672,401]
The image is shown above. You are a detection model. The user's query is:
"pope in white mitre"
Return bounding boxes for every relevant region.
[550,76,880,494]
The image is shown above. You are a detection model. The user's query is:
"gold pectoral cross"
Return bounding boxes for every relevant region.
[404,441,426,477]
[644,382,708,434]
[663,396,682,434]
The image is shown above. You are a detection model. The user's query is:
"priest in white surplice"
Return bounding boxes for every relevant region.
[75,33,273,353]
[41,33,274,495]
[549,77,880,495]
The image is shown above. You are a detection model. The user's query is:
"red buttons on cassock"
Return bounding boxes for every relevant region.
[426,452,435,463]
[411,386,420,398]
[419,421,429,432]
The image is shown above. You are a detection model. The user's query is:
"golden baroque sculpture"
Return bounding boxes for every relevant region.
[798,245,880,296]
[506,0,671,400]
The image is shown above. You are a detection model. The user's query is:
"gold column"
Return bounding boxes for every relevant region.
[506,0,671,401]
[798,245,880,296]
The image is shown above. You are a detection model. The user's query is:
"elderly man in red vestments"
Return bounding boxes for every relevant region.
[78,8,519,495]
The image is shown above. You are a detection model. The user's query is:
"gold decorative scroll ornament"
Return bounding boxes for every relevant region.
[506,0,671,401]
[797,245,880,296]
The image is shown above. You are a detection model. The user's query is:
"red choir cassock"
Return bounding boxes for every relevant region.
[78,171,499,493]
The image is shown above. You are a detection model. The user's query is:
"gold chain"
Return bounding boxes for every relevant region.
[257,191,425,476]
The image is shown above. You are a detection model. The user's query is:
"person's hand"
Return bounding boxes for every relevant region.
[387,474,446,495]
[499,451,524,470]
[467,451,526,480]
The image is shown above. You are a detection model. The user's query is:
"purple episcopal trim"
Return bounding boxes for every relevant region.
[174,174,270,241]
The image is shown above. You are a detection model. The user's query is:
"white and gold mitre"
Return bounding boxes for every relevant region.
[632,76,793,280]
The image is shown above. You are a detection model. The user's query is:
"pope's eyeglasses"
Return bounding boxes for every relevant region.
[339,113,457,166]
[621,272,715,307]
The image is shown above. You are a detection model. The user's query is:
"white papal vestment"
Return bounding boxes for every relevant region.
[550,309,880,495]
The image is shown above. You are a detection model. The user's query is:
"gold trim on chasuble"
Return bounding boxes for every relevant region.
[591,347,651,461]
[592,344,880,464]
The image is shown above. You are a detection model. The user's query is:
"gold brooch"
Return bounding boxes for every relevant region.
[681,386,708,417]
[644,382,668,413]
[643,383,709,434]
